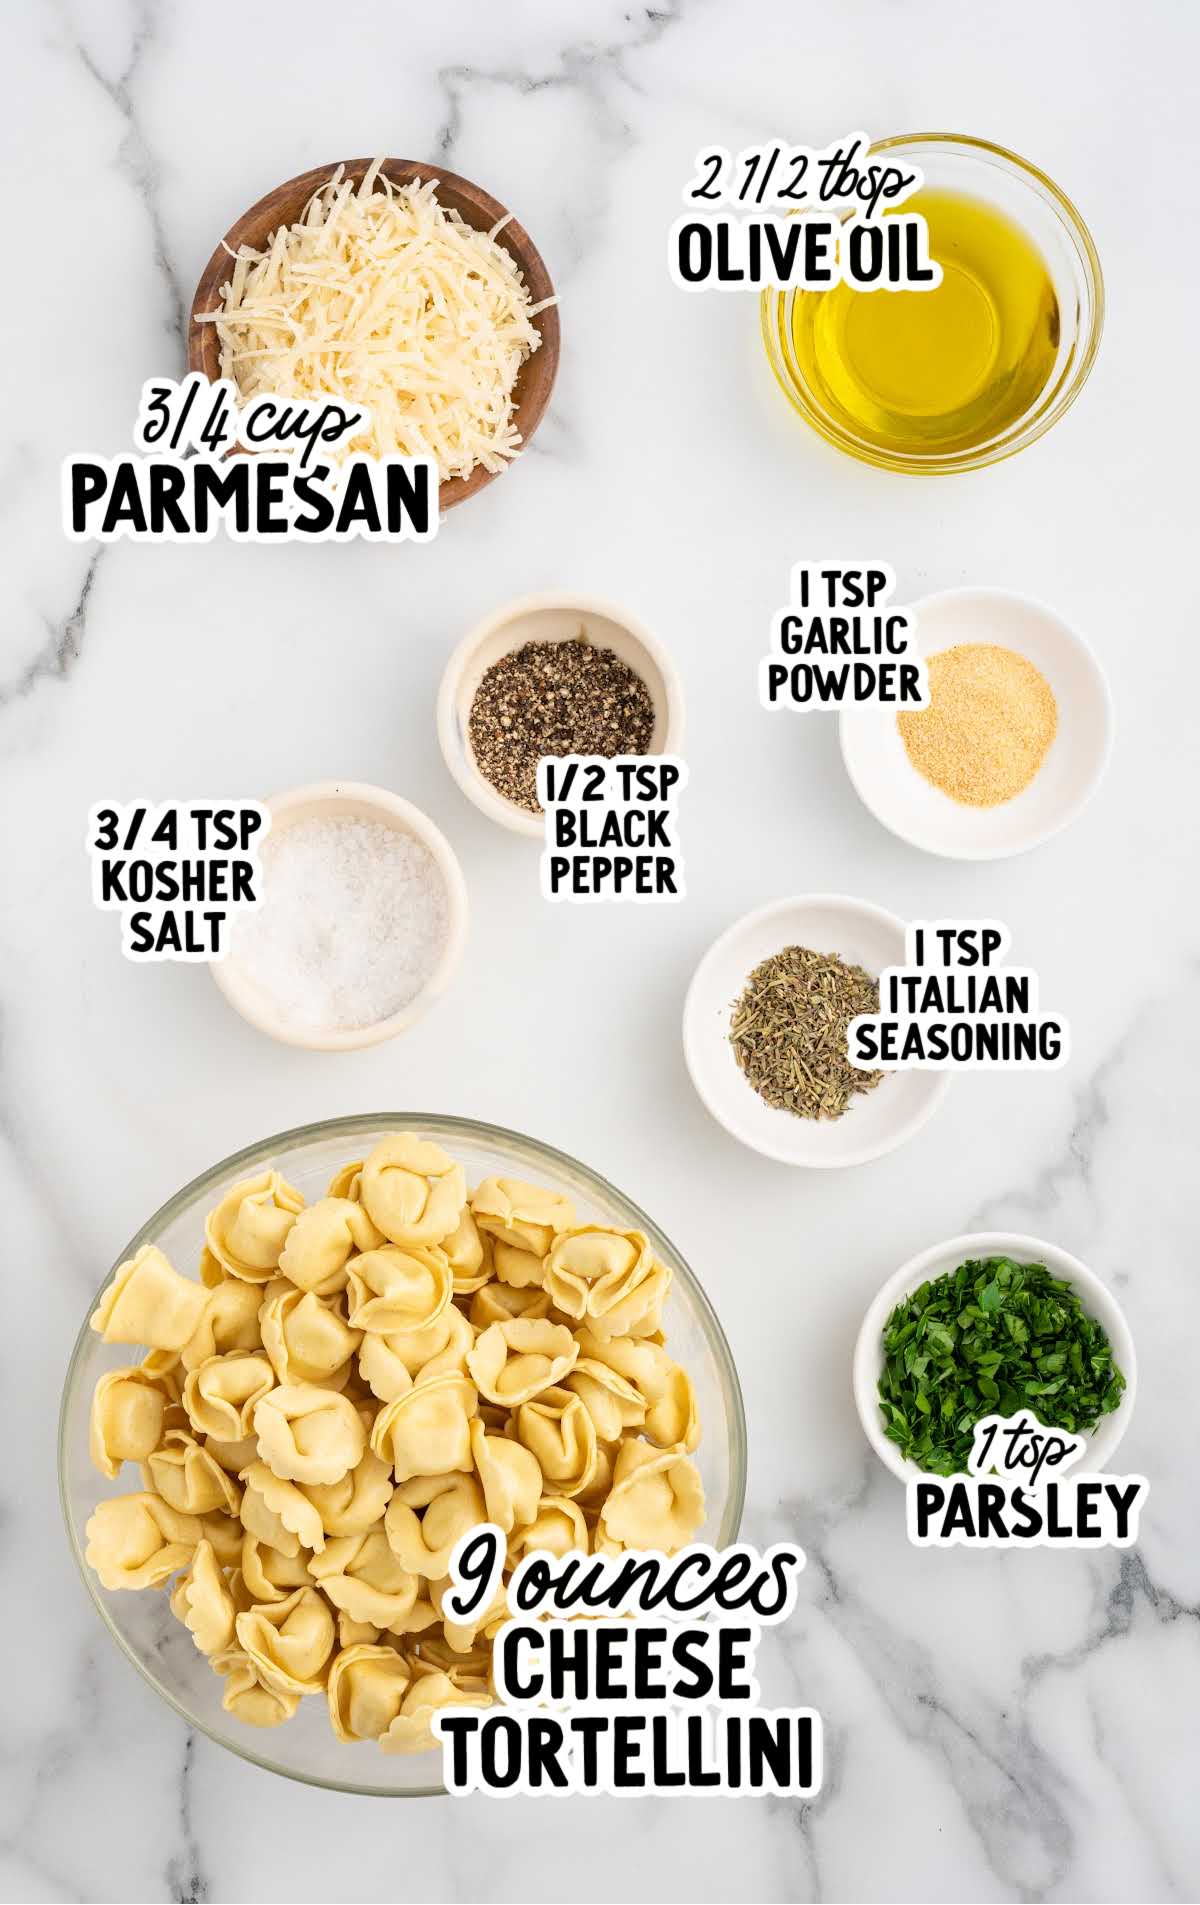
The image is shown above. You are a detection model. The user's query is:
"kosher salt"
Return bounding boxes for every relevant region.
[232,816,449,1032]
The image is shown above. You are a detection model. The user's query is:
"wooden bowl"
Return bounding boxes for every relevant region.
[186,157,559,512]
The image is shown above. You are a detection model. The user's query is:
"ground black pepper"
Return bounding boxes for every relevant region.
[468,636,656,812]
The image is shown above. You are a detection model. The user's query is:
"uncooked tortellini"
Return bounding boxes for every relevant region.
[508,1495,589,1565]
[370,1372,477,1484]
[181,1277,264,1371]
[469,1419,541,1533]
[327,1642,414,1743]
[85,1493,202,1590]
[597,1440,705,1552]
[567,1357,648,1442]
[240,1532,312,1603]
[213,1647,300,1727]
[240,1460,325,1555]
[384,1473,487,1577]
[466,1318,579,1406]
[546,1226,670,1339]
[471,1178,574,1257]
[360,1135,465,1247]
[309,1530,420,1630]
[253,1384,366,1485]
[574,1331,700,1450]
[183,1351,275,1441]
[80,1131,709,1751]
[91,1246,207,1354]
[512,1387,599,1497]
[277,1196,382,1294]
[345,1245,453,1336]
[300,1446,394,1538]
[358,1306,473,1404]
[89,1366,174,1478]
[171,1539,239,1655]
[144,1428,241,1516]
[379,1663,490,1754]
[205,1171,305,1283]
[469,1281,552,1329]
[259,1283,361,1388]
[235,1585,335,1697]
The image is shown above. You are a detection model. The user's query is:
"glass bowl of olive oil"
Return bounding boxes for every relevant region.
[761,134,1103,474]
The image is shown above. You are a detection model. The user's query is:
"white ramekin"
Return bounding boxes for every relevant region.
[853,1231,1137,1482]
[437,591,685,837]
[211,780,468,1051]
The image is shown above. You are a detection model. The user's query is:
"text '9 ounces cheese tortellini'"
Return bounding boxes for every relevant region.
[80,1132,709,1750]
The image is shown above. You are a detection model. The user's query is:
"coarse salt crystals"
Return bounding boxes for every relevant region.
[231,817,449,1032]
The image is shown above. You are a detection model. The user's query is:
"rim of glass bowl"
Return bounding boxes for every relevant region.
[58,1111,748,1797]
[760,132,1105,475]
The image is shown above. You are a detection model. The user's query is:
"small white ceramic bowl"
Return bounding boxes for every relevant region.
[683,894,950,1167]
[212,781,468,1051]
[437,591,685,836]
[839,587,1113,861]
[852,1231,1137,1482]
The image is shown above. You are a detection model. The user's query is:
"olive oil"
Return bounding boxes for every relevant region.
[789,190,1059,458]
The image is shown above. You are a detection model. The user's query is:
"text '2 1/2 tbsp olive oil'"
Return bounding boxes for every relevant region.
[788,189,1060,461]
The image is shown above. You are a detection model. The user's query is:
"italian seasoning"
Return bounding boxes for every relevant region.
[468,635,655,813]
[729,944,883,1120]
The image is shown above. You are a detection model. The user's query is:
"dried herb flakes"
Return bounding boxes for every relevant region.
[878,1255,1126,1475]
[729,944,882,1120]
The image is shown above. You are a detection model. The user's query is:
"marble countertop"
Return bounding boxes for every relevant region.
[4,1,1198,1900]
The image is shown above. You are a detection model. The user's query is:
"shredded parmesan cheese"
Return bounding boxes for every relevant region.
[198,161,554,481]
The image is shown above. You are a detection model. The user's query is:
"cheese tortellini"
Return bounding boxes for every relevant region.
[545,1226,672,1339]
[89,1365,175,1478]
[360,1135,466,1247]
[91,1246,207,1354]
[253,1385,366,1485]
[205,1171,305,1283]
[81,1133,708,1752]
[465,1318,578,1406]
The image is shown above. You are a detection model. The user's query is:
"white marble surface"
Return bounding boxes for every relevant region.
[3,1,1198,1899]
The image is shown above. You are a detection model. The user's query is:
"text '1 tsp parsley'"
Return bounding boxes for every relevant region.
[877,1256,1126,1475]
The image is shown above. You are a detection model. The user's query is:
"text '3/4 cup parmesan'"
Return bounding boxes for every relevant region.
[197,161,555,483]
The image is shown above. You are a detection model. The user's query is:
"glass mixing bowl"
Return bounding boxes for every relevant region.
[761,133,1104,473]
[59,1114,747,1796]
